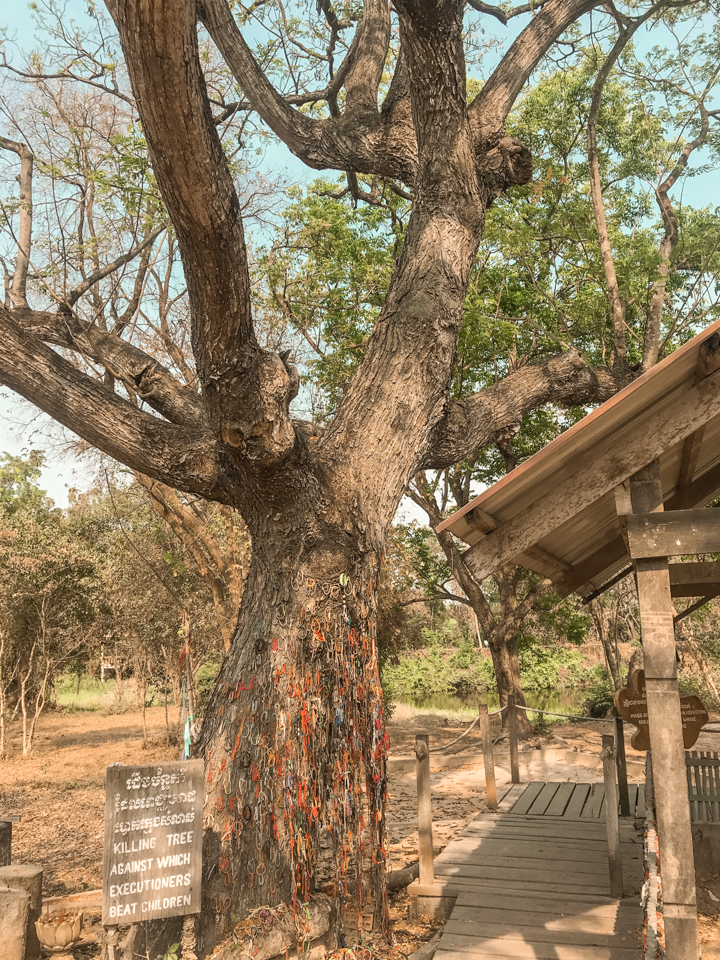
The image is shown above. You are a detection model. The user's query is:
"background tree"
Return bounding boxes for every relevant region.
[0,451,102,754]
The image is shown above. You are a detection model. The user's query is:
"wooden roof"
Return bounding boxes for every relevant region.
[438,320,720,598]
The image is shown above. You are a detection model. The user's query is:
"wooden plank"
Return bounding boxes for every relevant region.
[452,894,640,931]
[564,783,592,819]
[442,921,636,948]
[417,875,619,899]
[669,558,720,595]
[461,369,720,584]
[602,734,623,898]
[545,782,575,817]
[580,784,605,819]
[434,939,639,959]
[437,838,628,864]
[448,911,633,937]
[433,863,613,889]
[508,696,520,784]
[526,781,562,815]
[462,817,639,838]
[507,780,545,816]
[676,425,706,495]
[495,782,527,813]
[626,509,720,559]
[437,851,612,876]
[626,783,638,816]
[453,890,637,917]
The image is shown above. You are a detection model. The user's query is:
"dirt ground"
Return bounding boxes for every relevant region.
[3,705,720,957]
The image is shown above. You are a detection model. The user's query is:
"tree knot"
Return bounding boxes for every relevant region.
[478,136,533,203]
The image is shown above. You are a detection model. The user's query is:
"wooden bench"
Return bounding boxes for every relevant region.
[686,751,720,821]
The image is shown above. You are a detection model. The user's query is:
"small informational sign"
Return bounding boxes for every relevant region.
[615,668,708,750]
[102,760,203,926]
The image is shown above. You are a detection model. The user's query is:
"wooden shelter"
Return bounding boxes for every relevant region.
[439,320,720,960]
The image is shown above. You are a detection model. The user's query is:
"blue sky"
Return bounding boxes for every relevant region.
[1,2,719,507]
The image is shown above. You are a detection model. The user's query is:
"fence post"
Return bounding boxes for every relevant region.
[601,734,623,899]
[507,695,520,784]
[615,714,630,817]
[415,733,434,885]
[479,704,497,810]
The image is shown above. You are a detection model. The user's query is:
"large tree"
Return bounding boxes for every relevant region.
[0,0,712,945]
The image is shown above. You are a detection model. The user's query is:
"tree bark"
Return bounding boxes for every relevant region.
[197,541,389,952]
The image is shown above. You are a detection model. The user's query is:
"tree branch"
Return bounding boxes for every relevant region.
[0,306,227,501]
[14,307,205,429]
[643,100,713,371]
[421,349,624,470]
[466,0,551,24]
[113,0,297,468]
[586,10,658,372]
[469,0,601,146]
[0,136,33,308]
[200,0,418,183]
[66,225,165,307]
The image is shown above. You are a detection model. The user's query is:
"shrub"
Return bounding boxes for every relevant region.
[582,668,616,717]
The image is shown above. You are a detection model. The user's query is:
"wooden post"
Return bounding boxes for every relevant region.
[415,734,434,885]
[479,704,497,810]
[619,463,700,960]
[507,695,520,784]
[601,734,623,899]
[615,714,630,817]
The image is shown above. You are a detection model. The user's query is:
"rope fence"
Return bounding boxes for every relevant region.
[423,702,720,758]
[516,704,611,723]
[429,705,506,754]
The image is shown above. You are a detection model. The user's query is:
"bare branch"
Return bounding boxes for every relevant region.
[469,0,600,145]
[0,305,227,501]
[200,0,417,183]
[67,225,165,307]
[0,136,33,308]
[466,0,551,25]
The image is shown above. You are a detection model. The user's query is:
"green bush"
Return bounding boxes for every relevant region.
[678,672,716,708]
[195,653,223,716]
[518,642,584,691]
[582,668,616,718]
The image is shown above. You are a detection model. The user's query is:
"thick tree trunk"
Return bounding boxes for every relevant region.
[197,542,389,952]
[487,630,530,734]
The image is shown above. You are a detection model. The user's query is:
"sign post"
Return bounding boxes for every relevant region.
[102,761,203,927]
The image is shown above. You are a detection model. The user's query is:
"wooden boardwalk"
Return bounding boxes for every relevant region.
[499,781,646,821]
[421,783,645,959]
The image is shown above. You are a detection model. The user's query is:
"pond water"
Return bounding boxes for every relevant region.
[401,689,584,717]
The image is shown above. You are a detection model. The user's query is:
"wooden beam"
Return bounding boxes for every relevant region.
[555,536,629,599]
[625,509,720,559]
[677,426,706,495]
[669,560,720,585]
[626,462,700,960]
[451,505,572,581]
[516,544,572,581]
[669,561,720,596]
[666,459,720,511]
[462,369,720,584]
[671,582,720,597]
[674,593,720,623]
[554,465,720,599]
